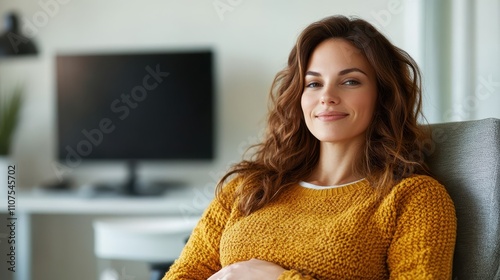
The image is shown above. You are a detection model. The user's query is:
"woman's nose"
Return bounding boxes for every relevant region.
[320,86,340,104]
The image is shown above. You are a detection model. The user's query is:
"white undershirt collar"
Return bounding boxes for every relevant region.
[299,178,366,190]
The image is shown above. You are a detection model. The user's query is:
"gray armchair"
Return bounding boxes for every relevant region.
[426,118,500,279]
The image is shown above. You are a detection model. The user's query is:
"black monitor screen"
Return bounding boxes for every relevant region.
[56,50,214,164]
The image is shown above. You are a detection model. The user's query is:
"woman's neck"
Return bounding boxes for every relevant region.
[306,139,364,186]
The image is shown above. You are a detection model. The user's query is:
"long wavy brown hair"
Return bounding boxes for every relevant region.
[217,15,429,216]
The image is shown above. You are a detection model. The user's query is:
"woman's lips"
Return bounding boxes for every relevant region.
[316,111,349,121]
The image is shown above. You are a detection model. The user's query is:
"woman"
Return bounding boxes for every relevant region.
[163,15,456,279]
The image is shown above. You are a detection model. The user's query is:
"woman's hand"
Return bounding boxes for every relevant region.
[207,258,286,280]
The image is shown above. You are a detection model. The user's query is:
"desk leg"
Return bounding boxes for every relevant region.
[15,212,30,280]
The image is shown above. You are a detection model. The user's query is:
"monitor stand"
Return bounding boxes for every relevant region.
[124,160,140,196]
[73,160,186,197]
[121,160,185,196]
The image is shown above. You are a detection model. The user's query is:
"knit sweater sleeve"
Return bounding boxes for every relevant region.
[162,179,239,280]
[387,176,457,279]
[278,270,318,279]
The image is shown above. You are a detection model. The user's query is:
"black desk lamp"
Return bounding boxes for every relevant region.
[0,12,38,56]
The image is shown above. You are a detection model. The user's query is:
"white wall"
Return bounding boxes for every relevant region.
[416,0,500,123]
[473,0,500,120]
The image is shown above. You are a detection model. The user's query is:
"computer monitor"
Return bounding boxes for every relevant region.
[55,50,215,195]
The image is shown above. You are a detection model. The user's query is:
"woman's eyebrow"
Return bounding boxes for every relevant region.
[305,70,321,77]
[338,68,367,76]
[305,68,368,77]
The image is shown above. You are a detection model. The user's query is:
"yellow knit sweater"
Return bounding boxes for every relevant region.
[163,175,456,279]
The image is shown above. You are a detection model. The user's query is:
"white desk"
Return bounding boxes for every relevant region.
[8,186,211,280]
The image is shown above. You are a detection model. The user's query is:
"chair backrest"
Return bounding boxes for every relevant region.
[425,118,500,279]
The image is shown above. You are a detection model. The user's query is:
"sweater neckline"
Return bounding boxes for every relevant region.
[294,179,369,196]
[299,178,367,189]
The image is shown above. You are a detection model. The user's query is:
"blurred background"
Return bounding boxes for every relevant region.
[0,0,498,279]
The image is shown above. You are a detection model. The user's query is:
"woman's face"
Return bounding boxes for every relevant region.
[301,38,378,145]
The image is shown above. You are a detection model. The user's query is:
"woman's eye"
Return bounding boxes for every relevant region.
[306,82,321,88]
[343,80,360,86]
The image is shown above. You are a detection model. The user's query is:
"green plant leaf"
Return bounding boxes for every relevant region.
[0,85,23,155]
